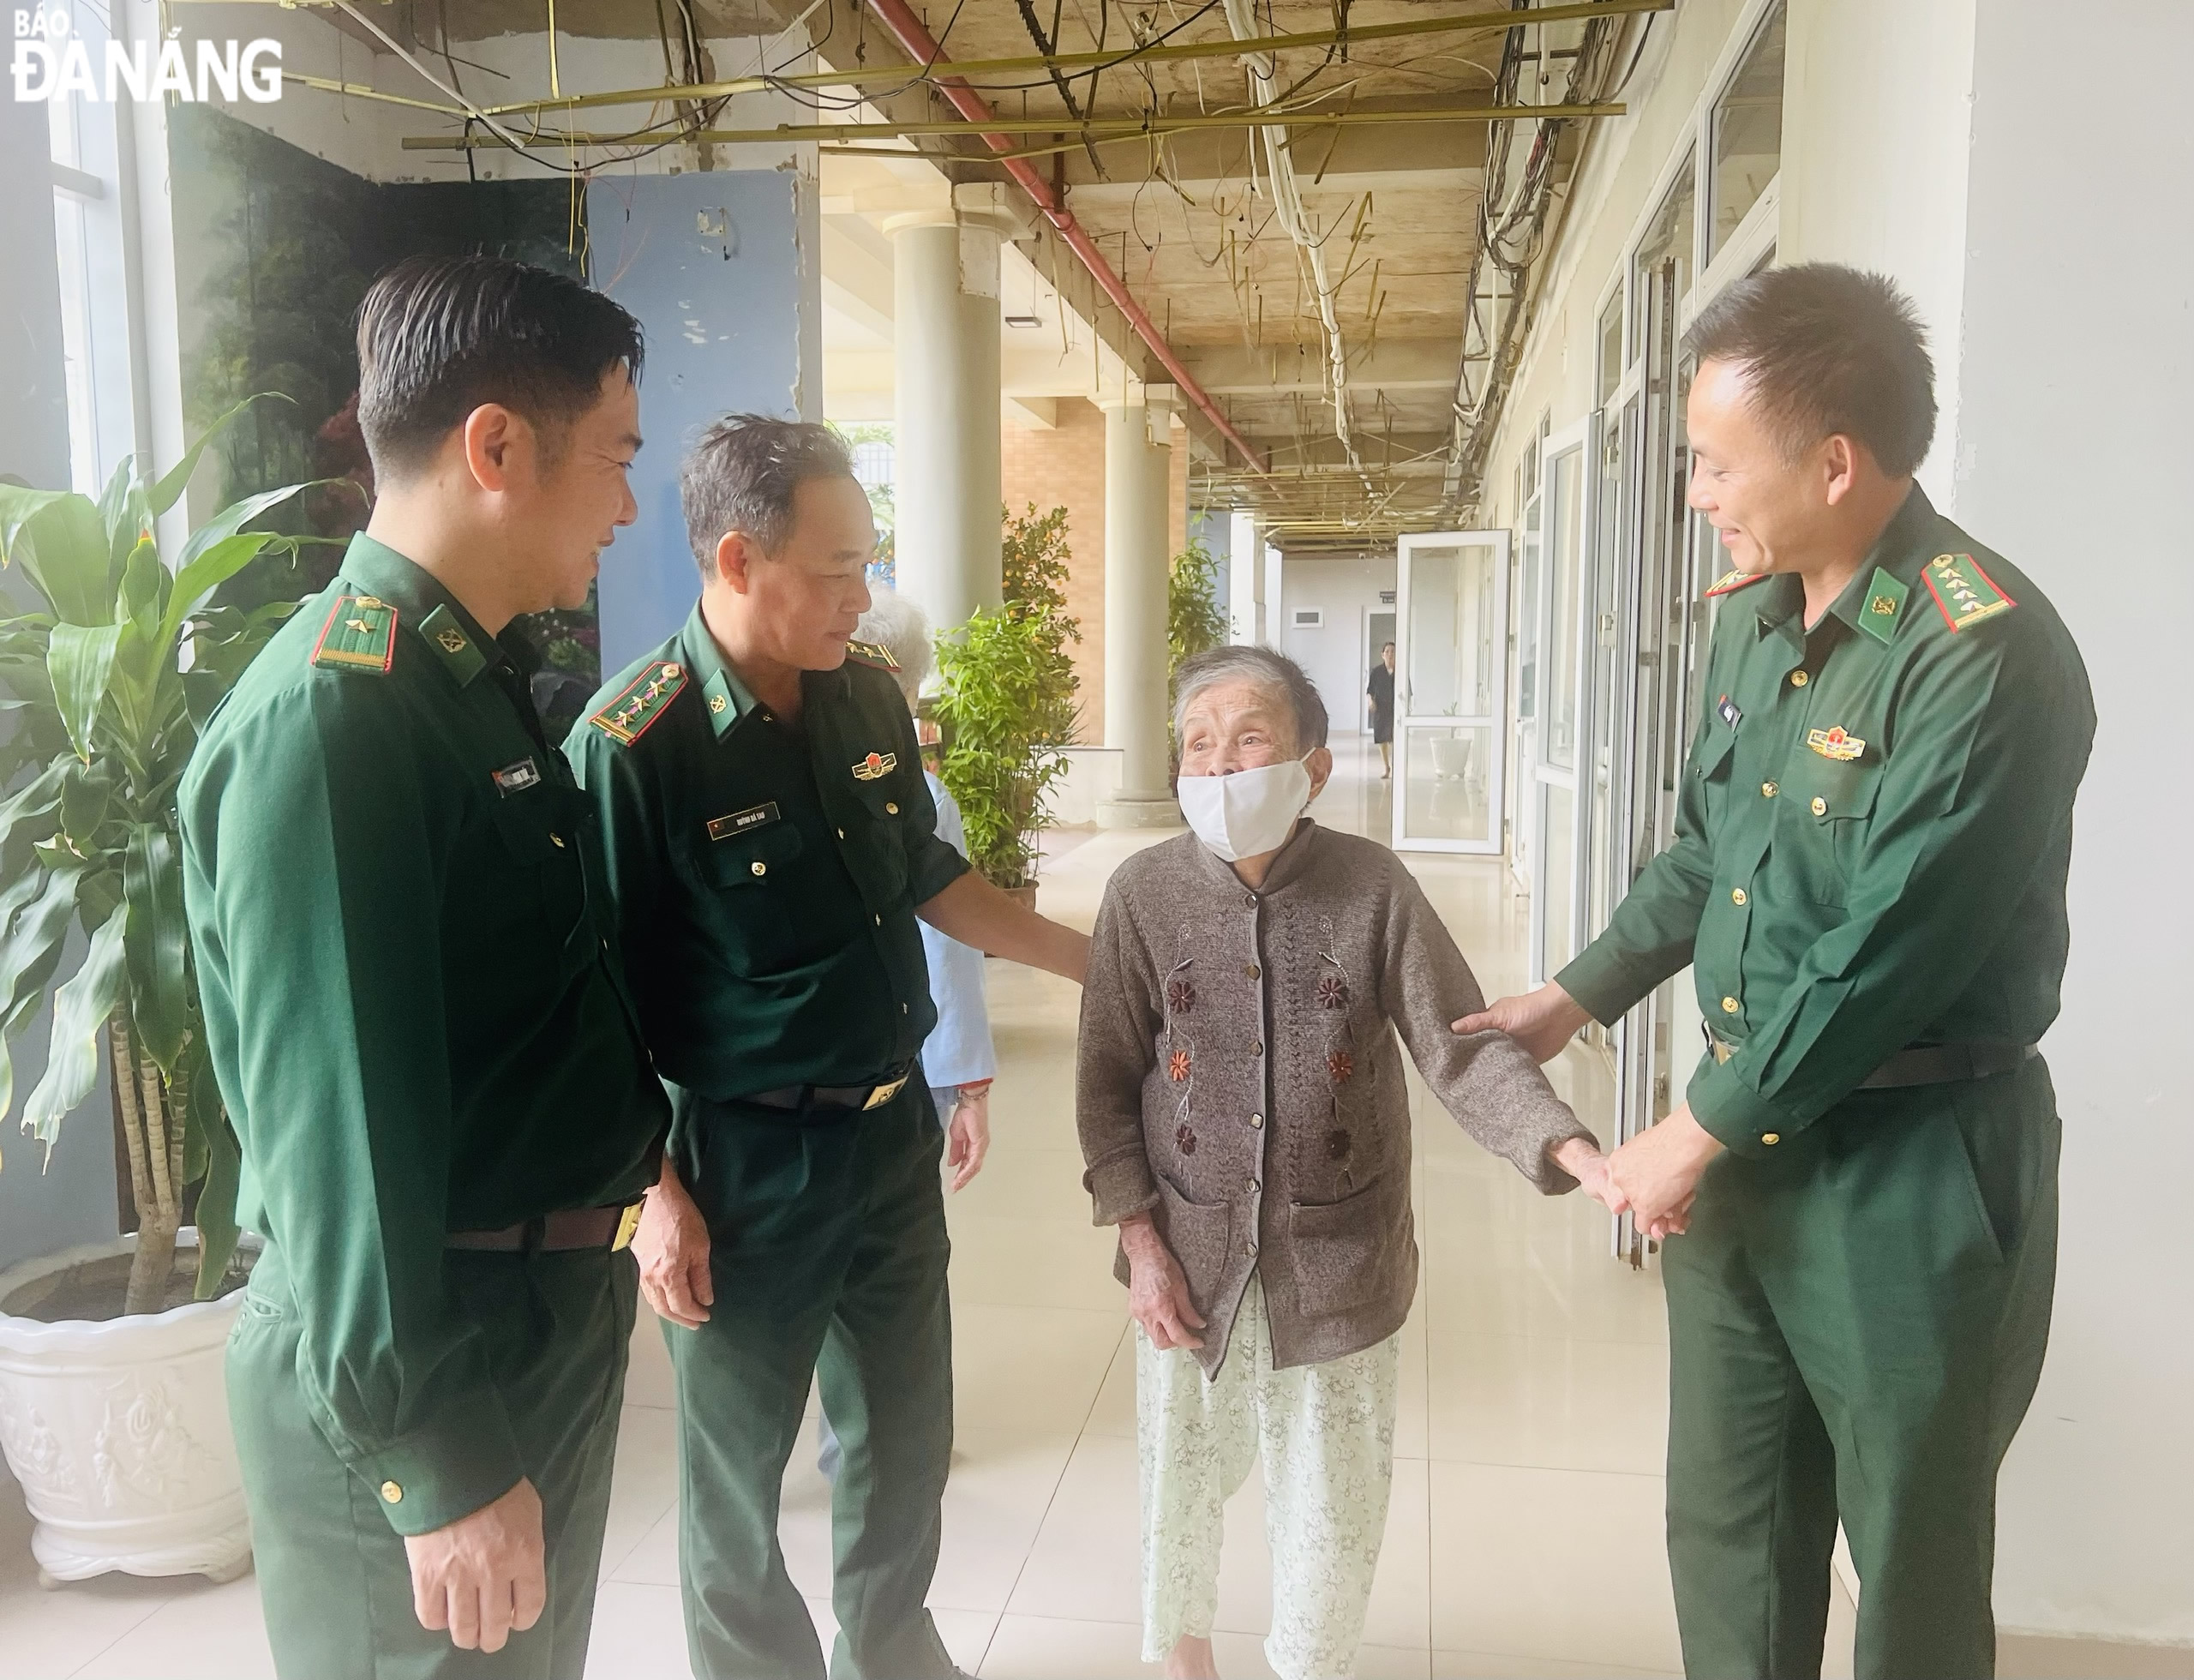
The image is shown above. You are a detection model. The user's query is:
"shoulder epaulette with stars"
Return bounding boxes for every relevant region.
[844,639,901,673]
[1704,568,1771,599]
[1921,552,2018,633]
[309,594,398,675]
[588,660,688,746]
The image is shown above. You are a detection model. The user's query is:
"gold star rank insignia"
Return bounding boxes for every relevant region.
[310,593,398,675]
[589,661,689,746]
[1922,553,2017,632]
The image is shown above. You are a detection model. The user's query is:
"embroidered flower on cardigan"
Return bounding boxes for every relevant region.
[1166,977,1196,1013]
[1328,1048,1355,1083]
[1316,974,1349,1009]
[1168,1048,1191,1083]
[1176,1123,1197,1155]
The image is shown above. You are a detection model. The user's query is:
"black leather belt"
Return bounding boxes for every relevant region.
[447,1203,642,1253]
[1710,1035,2037,1088]
[741,1065,912,1117]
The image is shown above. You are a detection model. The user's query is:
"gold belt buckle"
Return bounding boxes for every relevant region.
[862,1073,908,1111]
[611,1200,644,1252]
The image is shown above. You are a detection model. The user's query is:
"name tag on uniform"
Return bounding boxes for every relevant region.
[708,802,781,842]
[491,759,542,795]
[1717,695,1742,729]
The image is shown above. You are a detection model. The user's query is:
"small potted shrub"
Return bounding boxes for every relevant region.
[933,505,1081,903]
[0,404,320,1586]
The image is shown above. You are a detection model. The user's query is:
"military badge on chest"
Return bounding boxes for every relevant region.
[851,750,898,782]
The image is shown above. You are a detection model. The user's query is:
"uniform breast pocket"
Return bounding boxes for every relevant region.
[490,792,590,953]
[1780,755,1884,905]
[1693,727,1739,830]
[701,819,806,891]
[849,779,911,902]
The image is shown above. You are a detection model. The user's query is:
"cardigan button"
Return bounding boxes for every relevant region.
[1249,1113,1264,1129]
[1245,963,1260,979]
[1244,893,1256,907]
[1243,1239,1258,1257]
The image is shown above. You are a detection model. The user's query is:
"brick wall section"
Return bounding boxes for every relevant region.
[999,398,1190,744]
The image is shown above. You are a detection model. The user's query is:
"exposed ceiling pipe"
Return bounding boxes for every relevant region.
[858,0,1268,474]
[1220,0,1370,498]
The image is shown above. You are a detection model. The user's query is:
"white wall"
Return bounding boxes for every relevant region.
[1945,0,2194,1644]
[1278,555,1396,740]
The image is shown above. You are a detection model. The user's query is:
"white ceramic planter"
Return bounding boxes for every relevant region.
[0,1228,253,1586]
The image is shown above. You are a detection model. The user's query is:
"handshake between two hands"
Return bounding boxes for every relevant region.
[1457,984,1727,1244]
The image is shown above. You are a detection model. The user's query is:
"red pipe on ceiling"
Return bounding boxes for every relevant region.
[858,0,1268,474]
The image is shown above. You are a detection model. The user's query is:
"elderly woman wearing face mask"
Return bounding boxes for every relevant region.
[1076,646,1616,1680]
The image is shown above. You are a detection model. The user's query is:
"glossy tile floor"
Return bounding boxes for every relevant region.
[0,735,1862,1678]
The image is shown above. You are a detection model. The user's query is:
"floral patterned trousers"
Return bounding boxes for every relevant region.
[1136,1275,1400,1679]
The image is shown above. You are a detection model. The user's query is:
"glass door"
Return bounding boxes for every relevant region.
[1392,531,1510,855]
[1527,423,1592,982]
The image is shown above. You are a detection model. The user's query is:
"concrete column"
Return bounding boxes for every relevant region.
[886,211,1004,633]
[1228,509,1262,644]
[1263,541,1286,642]
[1097,391,1180,827]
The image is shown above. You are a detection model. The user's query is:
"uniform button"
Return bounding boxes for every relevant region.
[1721,996,1741,1015]
[1761,781,1778,798]
[751,861,767,877]
[549,833,566,849]
[662,663,683,680]
[873,914,881,926]
[1811,796,1828,816]
[1789,669,1809,687]
[885,801,899,815]
[902,1003,909,1014]
[380,1480,404,1505]
[1731,888,1747,906]
[1761,1132,1781,1146]
[837,828,845,840]
[1250,1113,1264,1129]
[1245,963,1261,979]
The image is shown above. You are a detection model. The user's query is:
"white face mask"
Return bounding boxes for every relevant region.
[1178,754,1314,862]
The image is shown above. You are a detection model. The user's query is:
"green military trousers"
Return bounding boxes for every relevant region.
[1662,1055,2060,1680]
[668,1080,956,1680]
[226,1242,637,1680]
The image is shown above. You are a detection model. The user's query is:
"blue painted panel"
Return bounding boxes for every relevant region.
[586,171,807,674]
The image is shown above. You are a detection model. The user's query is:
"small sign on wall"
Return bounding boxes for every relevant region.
[1292,608,1326,628]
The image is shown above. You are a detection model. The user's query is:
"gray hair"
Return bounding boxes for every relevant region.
[680,413,854,573]
[1172,645,1329,753]
[855,590,932,705]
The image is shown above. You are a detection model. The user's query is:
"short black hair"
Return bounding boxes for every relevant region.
[1684,263,1936,478]
[681,415,856,573]
[355,255,644,479]
[1172,645,1330,752]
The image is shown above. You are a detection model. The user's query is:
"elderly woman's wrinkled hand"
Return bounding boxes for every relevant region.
[1550,1136,1628,1216]
[1118,1214,1208,1351]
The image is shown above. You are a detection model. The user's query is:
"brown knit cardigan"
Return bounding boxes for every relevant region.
[1076,821,1595,1375]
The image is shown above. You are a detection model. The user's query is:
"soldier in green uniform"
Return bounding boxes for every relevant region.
[1460,266,2094,1679]
[180,255,669,1678]
[566,415,1088,1680]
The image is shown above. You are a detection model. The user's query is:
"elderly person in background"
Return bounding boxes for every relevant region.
[1076,646,1615,1680]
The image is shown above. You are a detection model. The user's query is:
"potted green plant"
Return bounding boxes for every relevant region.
[933,505,1081,903]
[0,401,321,1586]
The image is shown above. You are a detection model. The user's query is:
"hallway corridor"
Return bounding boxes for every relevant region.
[0,738,1849,1678]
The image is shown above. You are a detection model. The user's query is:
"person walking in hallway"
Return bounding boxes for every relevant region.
[1367,640,1396,778]
[180,255,669,1678]
[1079,645,1616,1680]
[1460,265,2094,1680]
[566,416,1088,1680]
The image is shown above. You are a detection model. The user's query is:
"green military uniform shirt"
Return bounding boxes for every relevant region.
[1557,485,2095,1156]
[565,607,968,1110]
[180,533,669,1536]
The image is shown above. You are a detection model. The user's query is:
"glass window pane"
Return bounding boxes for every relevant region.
[1634,156,1696,347]
[1403,723,1494,847]
[1518,500,1541,723]
[1597,289,1625,405]
[1403,543,1499,722]
[1538,782,1575,975]
[1711,5,1785,258]
[1544,447,1584,771]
